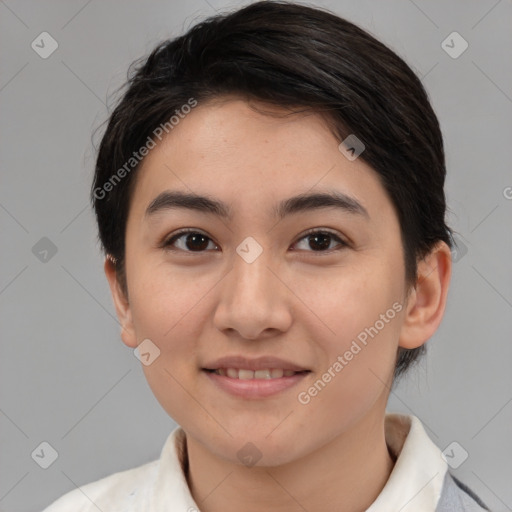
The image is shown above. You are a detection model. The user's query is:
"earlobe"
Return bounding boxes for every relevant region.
[103,256,138,348]
[398,241,452,349]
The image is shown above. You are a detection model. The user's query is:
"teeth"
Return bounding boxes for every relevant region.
[213,368,299,379]
[239,369,254,380]
[255,369,271,379]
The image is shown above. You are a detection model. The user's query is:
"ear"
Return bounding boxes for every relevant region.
[104,256,138,348]
[398,241,452,349]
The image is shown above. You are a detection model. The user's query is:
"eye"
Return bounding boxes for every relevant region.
[162,229,218,253]
[292,228,348,254]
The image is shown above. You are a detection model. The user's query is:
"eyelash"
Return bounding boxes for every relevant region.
[161,228,348,256]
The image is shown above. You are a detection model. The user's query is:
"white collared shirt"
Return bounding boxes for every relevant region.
[42,413,449,511]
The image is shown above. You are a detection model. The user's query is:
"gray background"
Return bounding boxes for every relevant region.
[1,0,511,511]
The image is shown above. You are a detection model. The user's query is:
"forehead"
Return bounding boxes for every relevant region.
[128,98,395,226]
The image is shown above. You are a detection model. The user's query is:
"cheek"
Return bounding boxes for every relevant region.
[128,258,213,345]
[295,259,402,344]
[127,264,217,413]
[129,288,206,426]
[294,262,402,401]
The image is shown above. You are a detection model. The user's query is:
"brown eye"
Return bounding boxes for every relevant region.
[292,229,347,253]
[163,230,218,252]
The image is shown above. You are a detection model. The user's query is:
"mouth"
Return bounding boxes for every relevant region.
[202,368,311,398]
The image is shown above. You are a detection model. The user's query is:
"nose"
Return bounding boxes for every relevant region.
[213,246,293,340]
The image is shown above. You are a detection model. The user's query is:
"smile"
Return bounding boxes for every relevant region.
[202,368,311,399]
[206,368,307,379]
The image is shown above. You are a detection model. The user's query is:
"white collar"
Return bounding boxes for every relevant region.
[366,414,448,511]
[149,413,448,511]
[149,426,197,510]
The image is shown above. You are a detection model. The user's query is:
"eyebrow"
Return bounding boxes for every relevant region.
[144,189,369,221]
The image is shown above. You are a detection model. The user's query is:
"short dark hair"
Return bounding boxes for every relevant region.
[91,0,453,380]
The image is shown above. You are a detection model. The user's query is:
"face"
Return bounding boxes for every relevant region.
[113,97,413,466]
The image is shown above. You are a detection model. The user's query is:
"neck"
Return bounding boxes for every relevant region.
[184,409,395,512]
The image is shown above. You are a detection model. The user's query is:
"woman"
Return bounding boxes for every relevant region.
[44,1,489,510]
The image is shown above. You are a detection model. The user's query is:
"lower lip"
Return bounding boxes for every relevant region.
[202,370,309,399]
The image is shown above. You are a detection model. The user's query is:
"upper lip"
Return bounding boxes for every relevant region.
[202,355,309,372]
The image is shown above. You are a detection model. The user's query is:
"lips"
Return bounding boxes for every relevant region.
[201,356,311,398]
[203,365,310,399]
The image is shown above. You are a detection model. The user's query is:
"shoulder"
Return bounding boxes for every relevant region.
[41,459,159,512]
[437,472,490,511]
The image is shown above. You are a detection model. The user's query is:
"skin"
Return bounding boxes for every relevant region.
[105,96,452,512]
